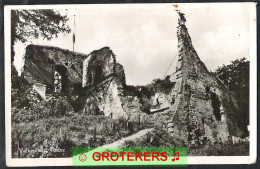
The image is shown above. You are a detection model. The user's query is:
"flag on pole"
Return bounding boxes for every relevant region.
[73,14,76,51]
[73,33,75,50]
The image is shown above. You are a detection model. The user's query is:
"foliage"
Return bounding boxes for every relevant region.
[149,75,176,94]
[189,142,249,156]
[214,57,249,135]
[11,65,74,122]
[11,64,31,108]
[123,76,175,114]
[124,76,175,99]
[12,94,74,123]
[140,97,152,114]
[123,85,142,98]
[122,127,185,148]
[11,9,71,62]
[11,64,27,89]
[121,129,249,156]
[12,113,152,158]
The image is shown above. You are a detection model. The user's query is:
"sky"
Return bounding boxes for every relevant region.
[13,3,253,85]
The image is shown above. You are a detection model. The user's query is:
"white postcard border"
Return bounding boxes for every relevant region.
[4,3,257,167]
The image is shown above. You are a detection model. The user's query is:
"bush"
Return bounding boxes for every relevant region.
[12,112,150,158]
[189,142,249,156]
[140,98,152,114]
[149,76,175,94]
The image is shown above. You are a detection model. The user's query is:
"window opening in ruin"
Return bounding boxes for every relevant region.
[54,71,62,93]
[54,65,68,93]
[210,92,221,121]
[94,65,103,84]
[202,117,205,125]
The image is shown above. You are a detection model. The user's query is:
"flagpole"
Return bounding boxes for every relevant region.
[73,14,75,52]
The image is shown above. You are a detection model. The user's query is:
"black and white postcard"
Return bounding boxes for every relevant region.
[4,3,257,166]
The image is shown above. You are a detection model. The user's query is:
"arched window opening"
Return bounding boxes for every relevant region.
[94,65,103,84]
[54,65,68,93]
[210,92,221,121]
[54,71,62,93]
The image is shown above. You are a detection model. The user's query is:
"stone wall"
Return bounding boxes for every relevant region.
[22,45,87,93]
[82,56,91,87]
[150,11,245,147]
[81,47,140,118]
[32,83,46,100]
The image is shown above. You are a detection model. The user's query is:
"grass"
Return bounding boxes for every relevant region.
[12,113,152,158]
[12,112,249,158]
[188,142,249,156]
[120,128,249,156]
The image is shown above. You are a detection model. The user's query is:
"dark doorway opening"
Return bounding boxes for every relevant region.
[94,65,103,84]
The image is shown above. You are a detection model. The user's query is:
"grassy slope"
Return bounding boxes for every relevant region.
[12,113,152,158]
[120,128,249,156]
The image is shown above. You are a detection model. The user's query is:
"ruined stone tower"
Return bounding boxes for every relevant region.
[160,11,245,146]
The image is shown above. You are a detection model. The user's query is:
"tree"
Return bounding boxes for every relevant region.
[11,9,71,62]
[214,57,249,135]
